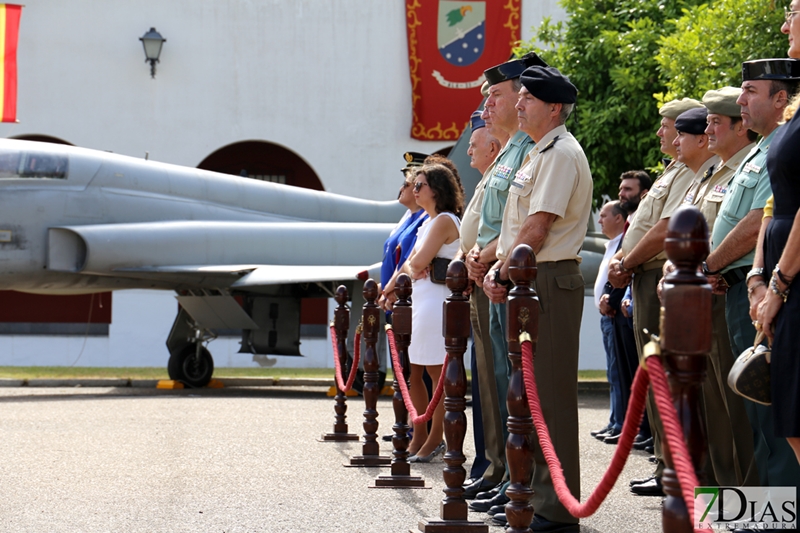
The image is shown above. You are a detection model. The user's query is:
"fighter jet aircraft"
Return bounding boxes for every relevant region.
[0,138,407,386]
[0,136,606,388]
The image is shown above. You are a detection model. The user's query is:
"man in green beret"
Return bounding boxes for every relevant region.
[607,97,703,496]
[678,87,759,488]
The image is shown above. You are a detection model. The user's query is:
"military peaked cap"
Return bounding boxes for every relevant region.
[484,52,548,87]
[742,59,800,81]
[401,152,428,173]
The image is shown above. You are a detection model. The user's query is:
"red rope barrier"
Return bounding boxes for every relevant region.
[646,355,703,532]
[330,324,360,393]
[520,339,648,517]
[520,339,704,532]
[386,327,447,425]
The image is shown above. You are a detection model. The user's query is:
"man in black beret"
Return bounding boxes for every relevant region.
[484,65,591,532]
[672,107,717,181]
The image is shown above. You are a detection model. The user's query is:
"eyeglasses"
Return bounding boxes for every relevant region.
[413,182,428,192]
[401,181,412,189]
[785,6,800,22]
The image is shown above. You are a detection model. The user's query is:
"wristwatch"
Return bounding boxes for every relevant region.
[493,269,512,288]
[701,261,720,276]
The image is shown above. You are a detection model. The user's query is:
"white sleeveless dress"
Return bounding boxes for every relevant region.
[408,212,461,366]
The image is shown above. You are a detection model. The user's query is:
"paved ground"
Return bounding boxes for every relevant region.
[0,386,663,532]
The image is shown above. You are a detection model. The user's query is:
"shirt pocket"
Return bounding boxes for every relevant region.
[727,173,759,218]
[639,186,668,221]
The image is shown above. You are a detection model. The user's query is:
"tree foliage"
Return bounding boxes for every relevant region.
[516,0,787,204]
[656,0,786,101]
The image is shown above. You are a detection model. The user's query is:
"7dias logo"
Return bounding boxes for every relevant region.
[694,487,797,529]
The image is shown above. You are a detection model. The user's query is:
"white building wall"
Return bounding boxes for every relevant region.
[0,1,608,371]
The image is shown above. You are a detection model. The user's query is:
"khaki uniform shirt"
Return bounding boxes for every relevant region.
[460,163,494,254]
[684,146,753,233]
[620,161,695,264]
[496,125,593,263]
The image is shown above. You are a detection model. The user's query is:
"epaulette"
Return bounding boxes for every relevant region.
[539,135,560,154]
[701,164,715,182]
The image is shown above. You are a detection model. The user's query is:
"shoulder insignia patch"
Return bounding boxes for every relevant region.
[539,135,560,154]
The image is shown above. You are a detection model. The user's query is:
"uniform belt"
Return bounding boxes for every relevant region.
[722,265,750,287]
[633,259,666,275]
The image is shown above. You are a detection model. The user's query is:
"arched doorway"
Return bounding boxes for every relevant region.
[197,140,324,191]
[197,141,328,337]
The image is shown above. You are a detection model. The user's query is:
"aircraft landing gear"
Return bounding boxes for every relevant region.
[167,343,214,388]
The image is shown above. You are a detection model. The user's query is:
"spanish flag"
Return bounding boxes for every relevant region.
[0,4,21,123]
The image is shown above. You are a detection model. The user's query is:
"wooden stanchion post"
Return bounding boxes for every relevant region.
[417,260,487,532]
[505,245,538,533]
[374,273,426,488]
[350,279,391,466]
[660,206,711,532]
[321,285,359,442]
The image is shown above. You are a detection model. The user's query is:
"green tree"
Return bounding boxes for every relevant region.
[517,0,704,204]
[516,0,786,204]
[656,0,786,101]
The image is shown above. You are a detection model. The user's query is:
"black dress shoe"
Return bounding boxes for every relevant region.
[490,512,507,527]
[629,475,655,487]
[486,503,505,516]
[530,514,580,532]
[631,477,664,497]
[474,486,500,501]
[462,478,496,500]
[633,436,653,450]
[644,444,654,454]
[468,491,510,512]
[590,424,612,437]
[648,455,658,464]
[603,432,621,444]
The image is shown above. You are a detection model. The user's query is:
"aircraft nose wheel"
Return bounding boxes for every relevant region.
[168,344,215,388]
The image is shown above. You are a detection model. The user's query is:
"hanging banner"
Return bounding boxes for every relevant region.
[0,4,21,123]
[406,0,520,140]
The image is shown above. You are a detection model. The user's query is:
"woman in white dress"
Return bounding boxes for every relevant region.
[384,163,463,461]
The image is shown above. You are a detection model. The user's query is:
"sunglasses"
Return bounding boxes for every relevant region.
[413,182,428,192]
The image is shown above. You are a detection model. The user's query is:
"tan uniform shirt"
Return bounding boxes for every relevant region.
[460,161,495,254]
[682,145,754,233]
[496,125,593,263]
[620,161,696,264]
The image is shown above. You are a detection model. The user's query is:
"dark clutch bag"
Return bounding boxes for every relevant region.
[429,257,450,285]
[727,332,771,406]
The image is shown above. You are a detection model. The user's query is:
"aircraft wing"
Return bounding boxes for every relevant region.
[110,263,377,290]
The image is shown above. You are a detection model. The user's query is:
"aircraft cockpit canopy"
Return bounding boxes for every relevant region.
[0,147,68,180]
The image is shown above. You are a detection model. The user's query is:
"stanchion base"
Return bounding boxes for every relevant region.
[345,454,392,467]
[415,519,488,533]
[318,432,359,442]
[372,474,427,489]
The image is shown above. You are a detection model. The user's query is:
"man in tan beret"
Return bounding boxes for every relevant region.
[607,97,703,496]
[680,87,759,487]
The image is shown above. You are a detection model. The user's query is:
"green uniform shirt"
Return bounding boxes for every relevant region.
[475,130,535,249]
[710,127,778,273]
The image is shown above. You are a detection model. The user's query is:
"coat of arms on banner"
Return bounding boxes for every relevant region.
[406,0,520,140]
[438,1,486,67]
